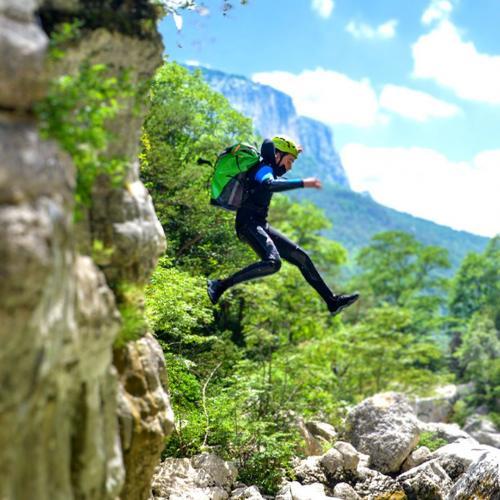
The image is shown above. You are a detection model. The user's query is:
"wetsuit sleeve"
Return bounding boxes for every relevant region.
[254,165,304,192]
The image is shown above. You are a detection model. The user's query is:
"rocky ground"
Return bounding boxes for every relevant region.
[150,391,500,500]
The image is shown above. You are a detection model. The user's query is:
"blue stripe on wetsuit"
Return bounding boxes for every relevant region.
[254,164,304,192]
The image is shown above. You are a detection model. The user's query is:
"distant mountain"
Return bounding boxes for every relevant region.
[191,66,489,267]
[291,186,487,270]
[194,66,350,188]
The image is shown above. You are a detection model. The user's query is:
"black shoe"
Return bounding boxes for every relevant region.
[207,279,223,305]
[328,293,359,315]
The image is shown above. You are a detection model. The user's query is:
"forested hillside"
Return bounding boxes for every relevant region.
[140,62,500,494]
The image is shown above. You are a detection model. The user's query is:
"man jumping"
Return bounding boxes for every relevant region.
[207,136,359,315]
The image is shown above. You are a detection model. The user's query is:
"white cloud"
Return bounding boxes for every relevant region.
[379,84,461,121]
[346,19,398,40]
[413,20,500,104]
[311,0,334,19]
[253,69,380,127]
[185,59,201,66]
[252,69,461,127]
[421,0,455,25]
[341,144,500,237]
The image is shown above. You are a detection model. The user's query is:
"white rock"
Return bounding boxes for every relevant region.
[346,392,420,473]
[401,446,431,472]
[293,455,327,484]
[320,448,344,475]
[398,458,453,498]
[430,439,497,481]
[464,415,500,448]
[333,482,360,499]
[275,481,337,500]
[230,485,264,499]
[447,449,500,499]
[333,442,360,473]
[151,454,238,500]
[411,384,458,423]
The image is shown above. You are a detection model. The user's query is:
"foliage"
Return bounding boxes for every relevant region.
[145,259,213,344]
[114,283,149,347]
[354,231,450,307]
[140,62,256,273]
[37,22,134,217]
[449,236,500,327]
[454,311,500,410]
[418,431,448,452]
[329,305,447,399]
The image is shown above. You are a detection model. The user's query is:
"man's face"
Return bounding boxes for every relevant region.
[276,153,296,171]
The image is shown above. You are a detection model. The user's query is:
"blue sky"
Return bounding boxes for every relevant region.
[159,0,500,238]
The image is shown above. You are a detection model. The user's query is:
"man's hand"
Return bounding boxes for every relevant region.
[303,177,322,189]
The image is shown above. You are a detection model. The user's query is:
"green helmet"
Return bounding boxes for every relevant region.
[272,135,303,159]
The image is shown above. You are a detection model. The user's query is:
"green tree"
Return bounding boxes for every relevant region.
[449,236,500,328]
[454,311,500,411]
[140,62,256,273]
[354,231,450,308]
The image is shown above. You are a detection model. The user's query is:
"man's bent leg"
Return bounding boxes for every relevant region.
[267,225,359,313]
[208,224,281,304]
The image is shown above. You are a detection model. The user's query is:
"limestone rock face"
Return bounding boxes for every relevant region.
[151,453,238,500]
[0,1,171,499]
[447,450,500,499]
[91,162,166,285]
[345,392,420,473]
[114,333,174,500]
[0,4,48,109]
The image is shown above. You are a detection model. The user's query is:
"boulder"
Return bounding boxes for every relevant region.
[401,446,431,472]
[447,450,500,499]
[345,392,420,473]
[430,439,497,481]
[298,419,326,456]
[321,448,344,476]
[293,455,328,485]
[275,481,337,500]
[410,385,458,423]
[332,482,360,499]
[463,415,500,448]
[305,421,338,443]
[333,442,360,473]
[354,467,406,499]
[398,459,453,499]
[230,485,264,499]
[298,420,338,456]
[151,453,238,500]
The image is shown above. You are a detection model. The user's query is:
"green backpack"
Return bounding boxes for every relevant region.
[209,143,261,211]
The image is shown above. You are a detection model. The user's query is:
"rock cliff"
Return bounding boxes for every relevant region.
[0,1,173,499]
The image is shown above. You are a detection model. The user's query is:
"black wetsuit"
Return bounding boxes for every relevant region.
[217,143,337,308]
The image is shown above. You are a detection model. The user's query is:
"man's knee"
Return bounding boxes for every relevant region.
[264,257,282,274]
